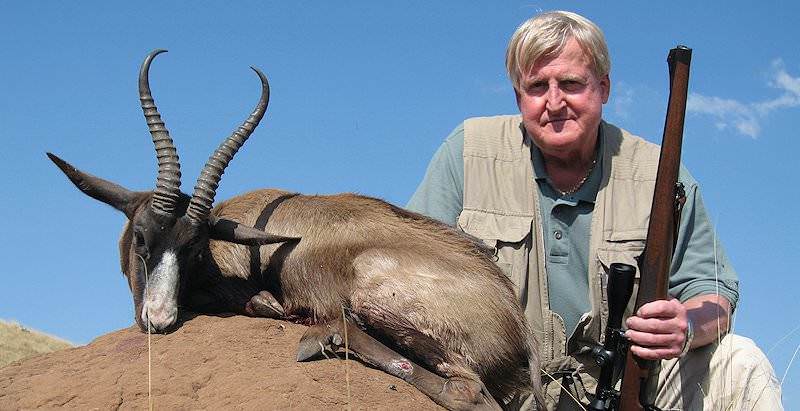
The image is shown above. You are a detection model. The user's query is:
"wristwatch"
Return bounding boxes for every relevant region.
[680,319,695,357]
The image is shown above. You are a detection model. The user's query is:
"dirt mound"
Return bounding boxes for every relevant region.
[0,320,73,368]
[0,314,440,409]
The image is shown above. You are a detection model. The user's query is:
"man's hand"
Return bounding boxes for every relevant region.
[625,294,732,360]
[624,297,688,360]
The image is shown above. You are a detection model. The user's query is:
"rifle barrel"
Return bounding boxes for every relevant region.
[618,45,692,411]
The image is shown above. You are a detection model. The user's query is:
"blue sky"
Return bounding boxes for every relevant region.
[2,1,798,405]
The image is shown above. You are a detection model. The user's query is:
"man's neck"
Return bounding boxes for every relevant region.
[541,135,599,194]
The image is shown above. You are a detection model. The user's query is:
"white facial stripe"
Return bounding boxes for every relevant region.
[148,250,179,302]
[141,250,179,330]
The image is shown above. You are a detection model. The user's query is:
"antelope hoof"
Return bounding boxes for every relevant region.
[440,377,501,411]
[246,291,285,318]
[296,323,343,362]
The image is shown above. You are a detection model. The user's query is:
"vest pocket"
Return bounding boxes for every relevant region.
[458,210,533,300]
[596,242,645,339]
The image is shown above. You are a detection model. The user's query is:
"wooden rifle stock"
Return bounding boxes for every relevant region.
[618,46,692,411]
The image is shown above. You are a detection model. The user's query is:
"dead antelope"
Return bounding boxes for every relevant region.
[49,50,543,410]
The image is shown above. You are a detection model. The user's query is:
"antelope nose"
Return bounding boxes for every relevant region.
[142,304,178,332]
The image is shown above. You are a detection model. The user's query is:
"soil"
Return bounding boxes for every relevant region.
[0,314,441,410]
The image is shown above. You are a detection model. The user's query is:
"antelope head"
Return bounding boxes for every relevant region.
[49,50,296,332]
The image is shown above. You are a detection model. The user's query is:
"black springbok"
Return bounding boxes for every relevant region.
[49,50,542,410]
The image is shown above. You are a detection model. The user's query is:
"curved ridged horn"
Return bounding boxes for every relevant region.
[185,67,270,225]
[139,49,182,216]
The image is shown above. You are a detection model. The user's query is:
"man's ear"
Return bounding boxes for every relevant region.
[600,74,611,104]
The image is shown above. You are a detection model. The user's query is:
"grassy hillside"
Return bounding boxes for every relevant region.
[0,320,73,368]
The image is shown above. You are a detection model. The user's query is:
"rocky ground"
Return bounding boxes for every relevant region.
[0,314,441,410]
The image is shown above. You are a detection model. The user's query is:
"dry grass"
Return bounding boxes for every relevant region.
[0,319,73,368]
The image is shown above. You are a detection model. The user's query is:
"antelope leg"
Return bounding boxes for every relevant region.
[245,290,285,318]
[297,319,501,411]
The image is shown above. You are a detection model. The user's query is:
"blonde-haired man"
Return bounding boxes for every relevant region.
[409,10,782,410]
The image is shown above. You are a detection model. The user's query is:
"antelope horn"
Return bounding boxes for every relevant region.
[139,49,182,216]
[46,152,139,219]
[185,67,270,225]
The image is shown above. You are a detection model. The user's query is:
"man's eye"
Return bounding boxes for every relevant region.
[527,82,547,94]
[561,80,583,92]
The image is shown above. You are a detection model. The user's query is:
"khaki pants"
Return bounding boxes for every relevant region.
[540,334,783,410]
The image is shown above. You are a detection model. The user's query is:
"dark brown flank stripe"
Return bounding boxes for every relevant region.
[249,194,299,277]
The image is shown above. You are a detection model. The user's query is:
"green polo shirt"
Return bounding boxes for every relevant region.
[529,129,602,336]
[407,122,739,335]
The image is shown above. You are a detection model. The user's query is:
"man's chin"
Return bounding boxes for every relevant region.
[532,128,581,144]
[529,132,592,157]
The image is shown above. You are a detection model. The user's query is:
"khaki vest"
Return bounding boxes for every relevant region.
[458,115,660,376]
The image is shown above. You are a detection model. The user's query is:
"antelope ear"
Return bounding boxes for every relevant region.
[47,152,141,219]
[208,216,300,246]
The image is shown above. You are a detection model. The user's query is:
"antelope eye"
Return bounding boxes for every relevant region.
[134,230,145,246]
[133,228,150,258]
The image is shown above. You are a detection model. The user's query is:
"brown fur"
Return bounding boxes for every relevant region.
[196,189,540,402]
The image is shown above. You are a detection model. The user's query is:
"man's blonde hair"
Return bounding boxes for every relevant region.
[506,11,610,91]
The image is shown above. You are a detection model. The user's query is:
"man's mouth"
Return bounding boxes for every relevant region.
[545,118,570,125]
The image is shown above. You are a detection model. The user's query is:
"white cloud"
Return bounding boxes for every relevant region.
[686,93,760,137]
[688,59,800,138]
[772,59,800,96]
[754,94,799,115]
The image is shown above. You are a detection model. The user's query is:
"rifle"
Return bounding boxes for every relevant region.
[589,45,692,411]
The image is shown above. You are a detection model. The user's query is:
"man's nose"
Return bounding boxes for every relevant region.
[546,86,566,111]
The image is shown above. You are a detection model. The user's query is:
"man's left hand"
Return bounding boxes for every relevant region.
[624,297,689,360]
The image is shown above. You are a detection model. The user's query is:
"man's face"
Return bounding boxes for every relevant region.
[516,38,610,161]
